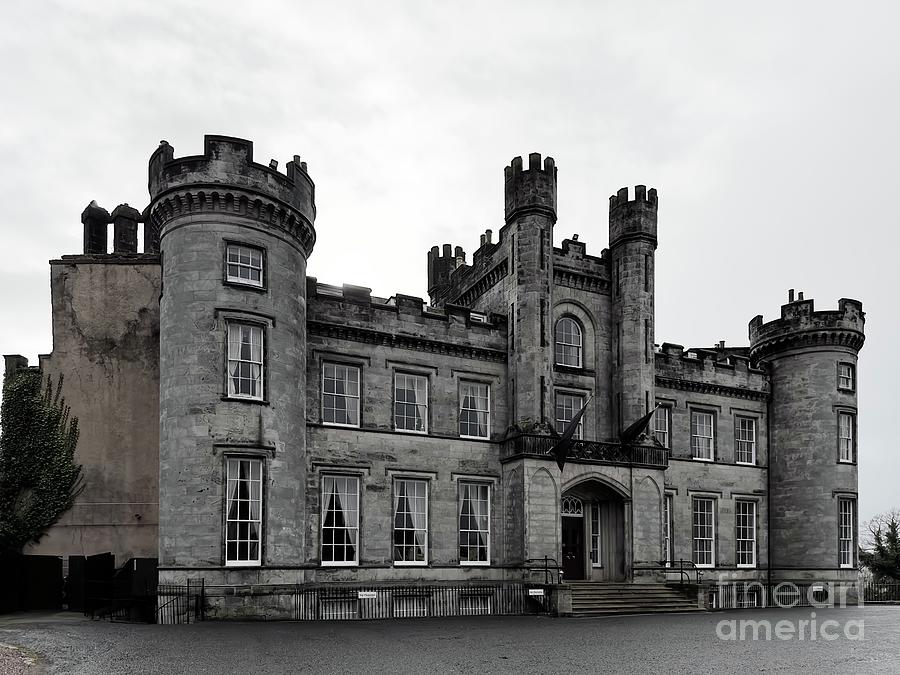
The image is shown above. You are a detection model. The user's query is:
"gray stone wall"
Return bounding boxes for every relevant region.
[29,256,161,564]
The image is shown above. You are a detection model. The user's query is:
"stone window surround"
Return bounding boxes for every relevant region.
[835,407,857,464]
[221,316,269,404]
[734,415,758,466]
[392,369,430,435]
[690,494,717,569]
[458,379,491,440]
[837,361,856,393]
[836,495,856,569]
[553,315,584,368]
[321,360,363,428]
[689,407,718,462]
[392,477,430,567]
[734,498,758,568]
[221,453,265,569]
[222,238,267,291]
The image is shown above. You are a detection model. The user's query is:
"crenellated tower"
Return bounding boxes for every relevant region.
[149,135,316,574]
[750,294,865,586]
[504,153,557,429]
[608,186,658,433]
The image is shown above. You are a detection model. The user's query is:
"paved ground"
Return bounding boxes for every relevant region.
[0,606,898,674]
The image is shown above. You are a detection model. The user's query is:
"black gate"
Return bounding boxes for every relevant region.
[0,554,63,613]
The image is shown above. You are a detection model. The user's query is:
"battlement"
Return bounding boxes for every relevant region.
[427,243,468,303]
[147,135,316,253]
[504,153,557,223]
[608,185,658,248]
[307,277,507,332]
[655,342,768,397]
[749,292,865,360]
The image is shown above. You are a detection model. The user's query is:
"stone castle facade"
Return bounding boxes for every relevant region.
[9,135,865,618]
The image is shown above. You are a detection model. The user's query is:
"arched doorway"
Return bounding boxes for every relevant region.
[561,481,627,582]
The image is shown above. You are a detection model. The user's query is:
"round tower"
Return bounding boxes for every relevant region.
[504,153,557,429]
[148,135,315,578]
[608,186,657,433]
[749,294,865,590]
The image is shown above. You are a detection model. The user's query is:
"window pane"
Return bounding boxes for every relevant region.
[323,364,360,426]
[459,483,490,563]
[555,393,584,439]
[321,476,359,564]
[394,374,428,432]
[459,382,490,438]
[692,498,715,567]
[225,458,263,565]
[394,479,428,563]
[554,318,582,367]
[225,244,264,287]
[227,324,264,400]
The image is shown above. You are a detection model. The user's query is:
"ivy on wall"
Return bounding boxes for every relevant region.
[0,369,82,555]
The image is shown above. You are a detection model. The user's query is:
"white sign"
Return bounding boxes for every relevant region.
[528,588,545,597]
[357,591,377,600]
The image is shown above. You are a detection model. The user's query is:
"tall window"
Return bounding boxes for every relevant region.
[654,406,670,448]
[555,392,585,439]
[554,317,583,367]
[321,475,359,566]
[394,479,428,565]
[227,323,264,400]
[692,497,715,568]
[838,363,855,391]
[590,502,601,567]
[735,417,756,465]
[459,382,490,439]
[735,500,756,567]
[459,482,490,565]
[322,363,360,427]
[838,412,855,463]
[225,243,264,287]
[691,411,714,460]
[664,494,674,566]
[839,497,856,568]
[225,458,262,566]
[394,373,428,433]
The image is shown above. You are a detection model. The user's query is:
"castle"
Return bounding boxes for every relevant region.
[7,135,864,618]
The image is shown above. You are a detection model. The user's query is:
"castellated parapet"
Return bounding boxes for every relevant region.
[608,185,658,248]
[504,153,557,223]
[749,297,865,360]
[147,135,316,255]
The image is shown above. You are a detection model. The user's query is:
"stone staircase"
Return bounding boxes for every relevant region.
[567,582,704,616]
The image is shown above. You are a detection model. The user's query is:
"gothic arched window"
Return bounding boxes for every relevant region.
[554,317,583,367]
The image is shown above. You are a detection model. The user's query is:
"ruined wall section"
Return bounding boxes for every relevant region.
[29,253,161,563]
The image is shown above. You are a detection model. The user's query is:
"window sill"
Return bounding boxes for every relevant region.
[224,279,267,293]
[224,562,262,568]
[837,387,856,394]
[839,564,855,569]
[393,561,428,567]
[736,564,757,569]
[460,434,490,441]
[321,562,359,568]
[837,459,857,465]
[322,422,361,429]
[459,561,490,567]
[394,428,429,436]
[694,564,715,569]
[735,461,757,467]
[221,396,269,406]
[692,457,715,463]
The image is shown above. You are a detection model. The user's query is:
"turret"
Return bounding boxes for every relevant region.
[609,186,658,434]
[749,293,865,589]
[150,135,316,573]
[427,244,466,306]
[504,154,557,429]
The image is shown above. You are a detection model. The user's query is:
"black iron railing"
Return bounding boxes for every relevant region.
[863,582,900,604]
[633,559,703,584]
[501,434,668,468]
[523,557,563,585]
[705,582,833,610]
[156,580,206,624]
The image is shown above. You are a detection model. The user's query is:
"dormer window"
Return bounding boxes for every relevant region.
[554,317,583,367]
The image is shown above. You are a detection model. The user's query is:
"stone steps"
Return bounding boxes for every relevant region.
[565,583,703,616]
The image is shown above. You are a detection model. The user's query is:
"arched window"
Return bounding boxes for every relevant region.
[561,496,584,517]
[554,317,582,367]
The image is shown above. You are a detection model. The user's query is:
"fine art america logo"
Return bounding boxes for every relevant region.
[713,577,864,642]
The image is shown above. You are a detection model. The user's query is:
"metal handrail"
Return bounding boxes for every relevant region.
[522,557,563,585]
[632,559,703,585]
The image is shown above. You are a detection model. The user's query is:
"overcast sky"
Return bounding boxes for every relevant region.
[1,1,896,522]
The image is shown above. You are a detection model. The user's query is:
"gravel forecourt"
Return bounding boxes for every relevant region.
[1,606,898,674]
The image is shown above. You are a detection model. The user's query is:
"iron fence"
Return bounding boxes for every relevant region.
[705,582,835,610]
[293,583,548,620]
[863,582,900,604]
[157,580,206,624]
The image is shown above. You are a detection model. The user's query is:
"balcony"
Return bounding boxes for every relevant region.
[500,434,668,469]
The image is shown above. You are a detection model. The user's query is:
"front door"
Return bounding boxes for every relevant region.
[561,498,585,581]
